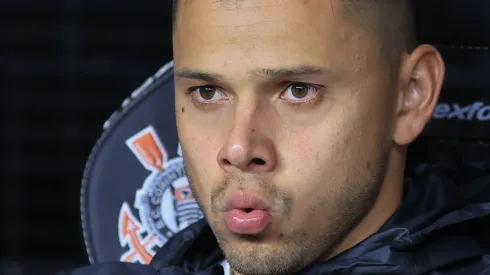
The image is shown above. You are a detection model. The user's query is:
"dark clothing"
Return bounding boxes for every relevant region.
[59,152,490,274]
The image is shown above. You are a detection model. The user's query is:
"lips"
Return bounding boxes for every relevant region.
[223,192,272,235]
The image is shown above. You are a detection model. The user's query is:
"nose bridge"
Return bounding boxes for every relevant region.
[218,96,276,173]
[227,97,259,154]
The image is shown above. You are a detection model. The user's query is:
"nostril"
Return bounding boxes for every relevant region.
[221,159,232,166]
[252,158,266,165]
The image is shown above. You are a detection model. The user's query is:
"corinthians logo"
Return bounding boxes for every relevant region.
[118,125,203,264]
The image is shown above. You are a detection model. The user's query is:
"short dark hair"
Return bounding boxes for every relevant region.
[172,0,417,66]
[342,0,418,66]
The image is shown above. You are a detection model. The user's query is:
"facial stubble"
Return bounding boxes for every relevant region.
[182,143,389,275]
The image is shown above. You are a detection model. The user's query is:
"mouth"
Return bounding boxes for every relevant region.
[222,191,272,235]
[223,191,271,211]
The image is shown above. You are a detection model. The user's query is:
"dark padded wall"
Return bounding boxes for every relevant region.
[413,0,490,47]
[1,1,173,274]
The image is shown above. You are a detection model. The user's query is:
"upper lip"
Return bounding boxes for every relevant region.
[223,191,271,212]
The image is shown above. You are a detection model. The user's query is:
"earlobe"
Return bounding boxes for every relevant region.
[393,45,445,145]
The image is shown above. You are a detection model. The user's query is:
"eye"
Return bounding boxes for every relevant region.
[281,83,318,103]
[189,85,227,104]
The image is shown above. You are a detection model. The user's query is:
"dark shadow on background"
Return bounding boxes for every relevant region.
[1,1,173,274]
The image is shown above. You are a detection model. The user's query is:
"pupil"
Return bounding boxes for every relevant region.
[292,85,308,98]
[200,87,215,100]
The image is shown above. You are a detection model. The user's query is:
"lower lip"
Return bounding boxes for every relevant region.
[224,209,272,235]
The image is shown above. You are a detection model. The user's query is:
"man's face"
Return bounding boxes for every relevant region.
[173,0,396,274]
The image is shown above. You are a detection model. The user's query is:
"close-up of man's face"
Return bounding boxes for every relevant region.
[172,0,440,274]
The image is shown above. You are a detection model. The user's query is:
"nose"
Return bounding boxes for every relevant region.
[217,122,276,174]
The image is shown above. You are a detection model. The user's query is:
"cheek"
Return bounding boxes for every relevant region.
[181,139,217,184]
[277,98,384,210]
[177,96,223,168]
[182,149,214,217]
[275,107,357,186]
[178,123,224,214]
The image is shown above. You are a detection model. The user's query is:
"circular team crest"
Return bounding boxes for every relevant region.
[80,61,204,265]
[119,126,203,264]
[135,158,199,243]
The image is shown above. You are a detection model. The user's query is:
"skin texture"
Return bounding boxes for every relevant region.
[172,1,445,274]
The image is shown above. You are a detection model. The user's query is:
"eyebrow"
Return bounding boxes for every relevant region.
[249,65,332,79]
[175,70,224,82]
[175,65,335,82]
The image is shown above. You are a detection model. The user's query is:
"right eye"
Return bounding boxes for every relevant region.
[188,85,227,104]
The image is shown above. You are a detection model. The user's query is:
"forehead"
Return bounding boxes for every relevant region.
[173,0,374,76]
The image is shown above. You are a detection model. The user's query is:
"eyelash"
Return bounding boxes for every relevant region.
[186,83,324,107]
[186,85,225,108]
[281,82,323,107]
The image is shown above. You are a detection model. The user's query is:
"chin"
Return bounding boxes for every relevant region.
[215,229,317,275]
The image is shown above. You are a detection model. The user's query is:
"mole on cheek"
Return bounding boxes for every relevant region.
[181,107,185,113]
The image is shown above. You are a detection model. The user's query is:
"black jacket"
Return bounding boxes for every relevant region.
[59,142,490,274]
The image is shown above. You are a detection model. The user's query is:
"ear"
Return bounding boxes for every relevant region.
[393,45,445,145]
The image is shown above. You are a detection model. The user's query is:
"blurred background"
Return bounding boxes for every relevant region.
[1,1,173,274]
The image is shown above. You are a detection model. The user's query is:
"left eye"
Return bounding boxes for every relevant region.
[195,86,224,101]
[282,83,317,102]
